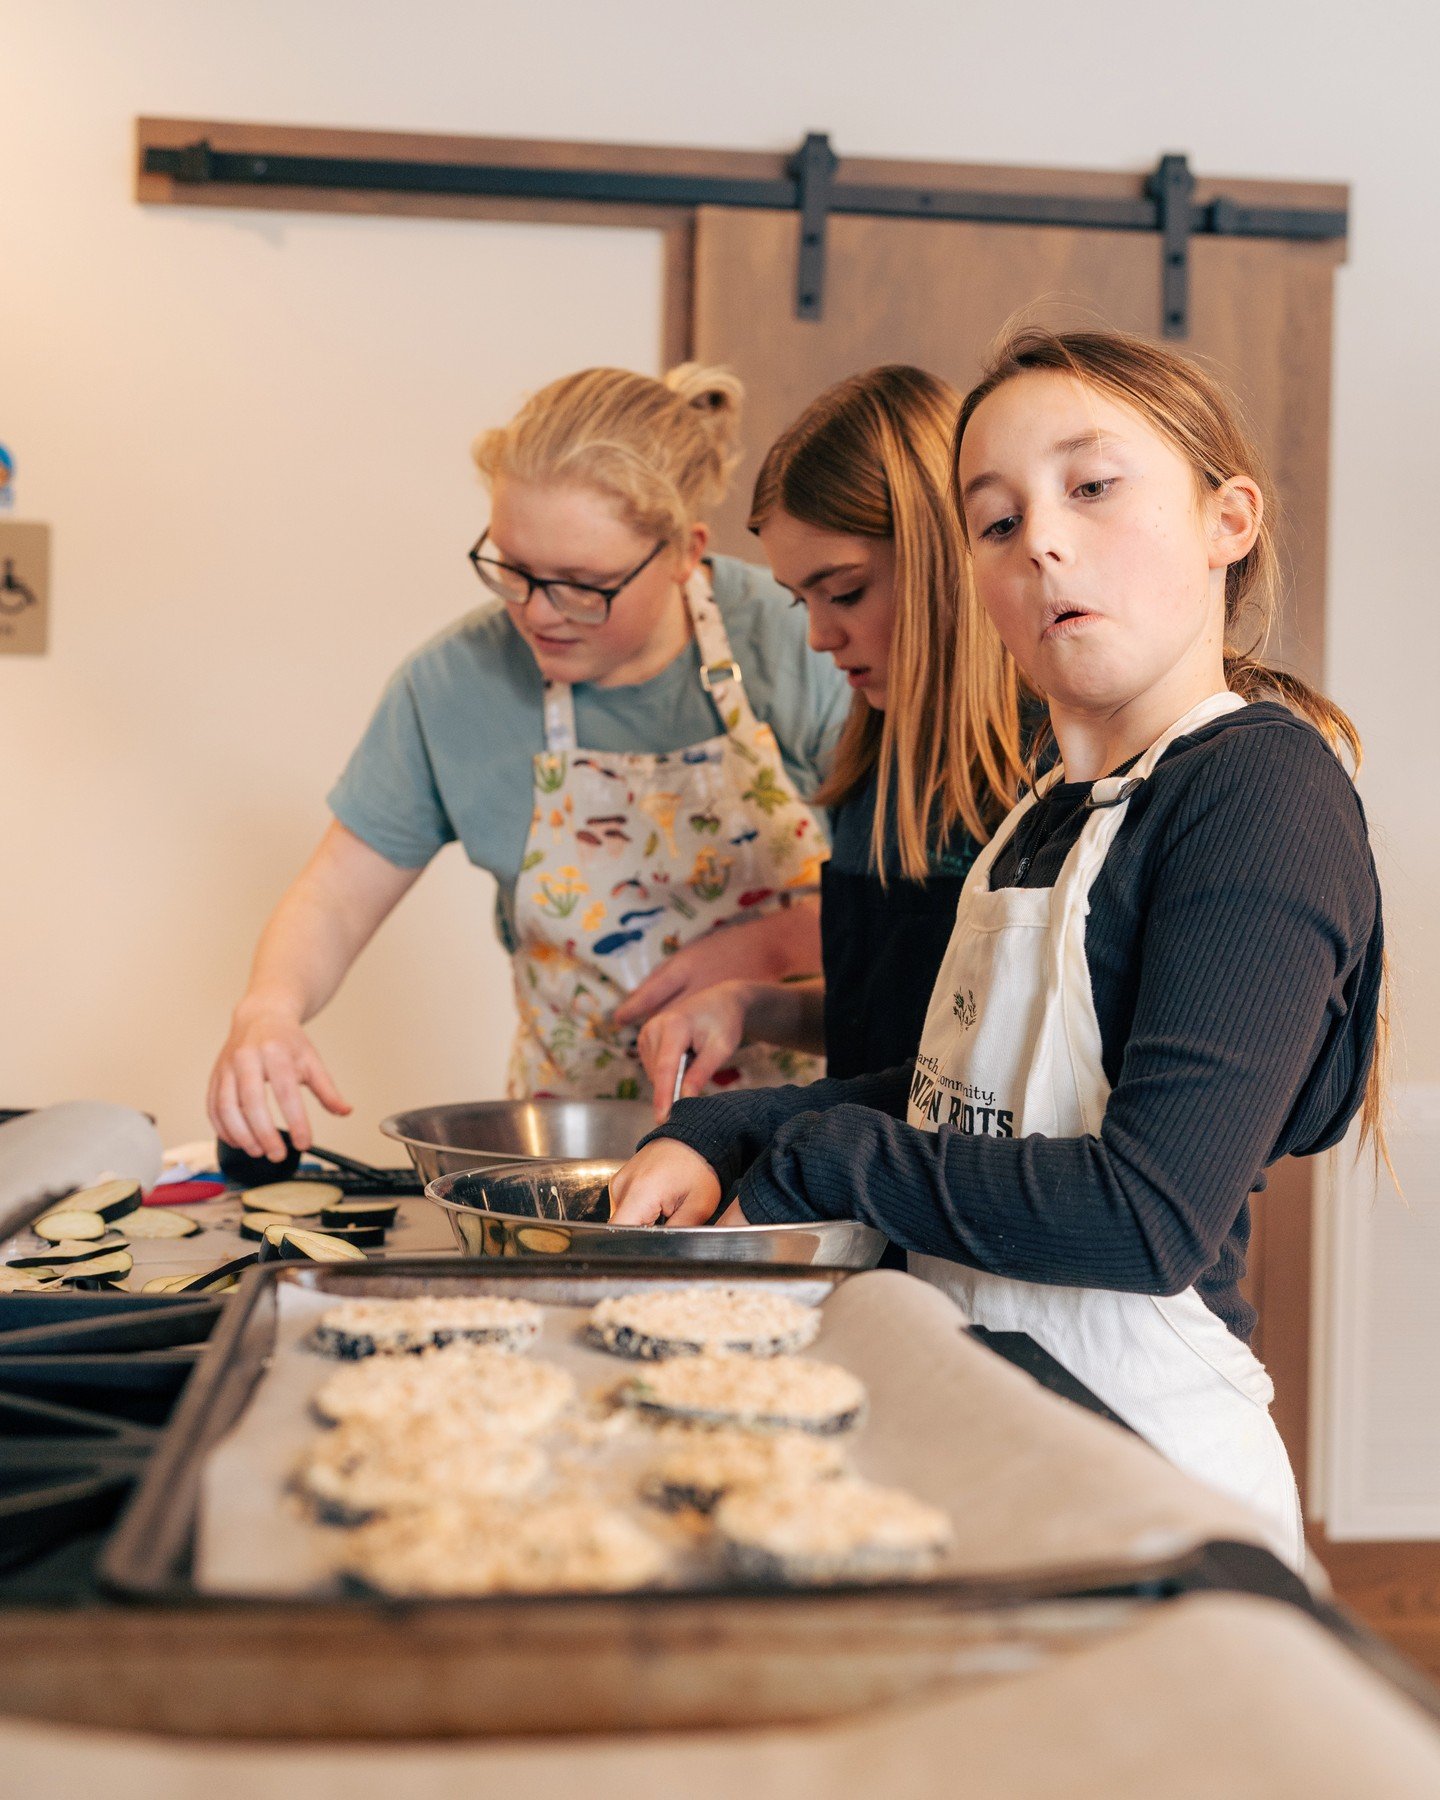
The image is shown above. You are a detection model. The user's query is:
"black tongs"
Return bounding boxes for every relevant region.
[216,1135,424,1195]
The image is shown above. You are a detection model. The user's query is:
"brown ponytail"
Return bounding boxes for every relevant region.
[954,326,1391,1172]
[750,366,1022,880]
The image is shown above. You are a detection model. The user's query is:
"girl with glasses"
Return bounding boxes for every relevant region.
[208,364,850,1160]
[611,329,1389,1567]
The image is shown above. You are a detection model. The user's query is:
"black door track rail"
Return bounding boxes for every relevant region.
[144,134,1347,339]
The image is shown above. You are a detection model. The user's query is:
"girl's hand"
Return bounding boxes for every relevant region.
[636,981,753,1122]
[613,899,821,1030]
[607,1140,722,1227]
[207,1000,351,1161]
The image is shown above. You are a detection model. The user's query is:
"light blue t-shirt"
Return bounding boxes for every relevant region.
[328,555,850,946]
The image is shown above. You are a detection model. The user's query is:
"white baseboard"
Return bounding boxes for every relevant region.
[1317,1084,1440,1539]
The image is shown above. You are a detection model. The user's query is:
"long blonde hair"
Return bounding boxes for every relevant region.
[473,363,744,544]
[954,326,1390,1168]
[750,366,1023,880]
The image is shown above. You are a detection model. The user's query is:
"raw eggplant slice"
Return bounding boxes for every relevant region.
[166,1253,259,1294]
[239,1181,342,1217]
[112,1207,196,1240]
[60,1251,134,1287]
[142,1274,198,1294]
[112,1207,201,1240]
[308,1222,387,1250]
[65,1177,144,1222]
[261,1225,368,1263]
[34,1210,106,1243]
[319,1200,399,1230]
[239,1210,294,1241]
[9,1234,130,1267]
[0,1268,56,1292]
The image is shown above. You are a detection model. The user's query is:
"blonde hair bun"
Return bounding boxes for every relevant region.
[664,362,744,490]
[474,364,744,543]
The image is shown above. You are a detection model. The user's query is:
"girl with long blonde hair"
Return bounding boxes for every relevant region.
[613,328,1386,1568]
[209,363,852,1154]
[631,366,1023,1112]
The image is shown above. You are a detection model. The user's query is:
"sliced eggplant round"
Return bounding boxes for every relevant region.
[240,1210,295,1241]
[65,1177,144,1221]
[319,1200,399,1230]
[308,1222,387,1249]
[34,1210,107,1243]
[62,1250,134,1287]
[141,1274,199,1294]
[9,1234,130,1268]
[240,1181,342,1217]
[0,1268,56,1292]
[165,1254,259,1294]
[261,1225,368,1263]
[112,1207,201,1240]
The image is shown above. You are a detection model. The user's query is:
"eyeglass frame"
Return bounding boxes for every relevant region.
[467,528,666,626]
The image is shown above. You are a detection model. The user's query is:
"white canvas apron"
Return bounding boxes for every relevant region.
[509,566,827,1103]
[908,692,1305,1566]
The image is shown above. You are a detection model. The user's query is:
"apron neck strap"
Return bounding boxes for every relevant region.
[1051,690,1247,802]
[541,562,753,752]
[542,679,578,752]
[687,564,758,733]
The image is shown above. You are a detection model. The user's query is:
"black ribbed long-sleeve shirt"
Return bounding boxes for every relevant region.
[646,704,1383,1342]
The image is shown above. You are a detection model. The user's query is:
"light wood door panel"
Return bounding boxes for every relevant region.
[693,206,1340,682]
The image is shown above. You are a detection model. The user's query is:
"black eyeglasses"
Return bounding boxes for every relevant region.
[468,529,665,627]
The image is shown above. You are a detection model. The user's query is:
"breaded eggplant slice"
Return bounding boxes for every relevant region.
[312,1344,574,1434]
[310,1294,543,1358]
[585,1286,821,1360]
[341,1497,668,1596]
[296,1411,545,1524]
[616,1352,866,1435]
[716,1477,953,1584]
[640,1426,846,1513]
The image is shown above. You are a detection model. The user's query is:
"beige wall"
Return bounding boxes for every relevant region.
[2,0,1435,1171]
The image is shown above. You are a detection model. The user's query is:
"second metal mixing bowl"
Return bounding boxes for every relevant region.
[382,1099,655,1184]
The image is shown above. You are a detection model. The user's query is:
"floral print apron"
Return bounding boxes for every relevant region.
[508,566,827,1102]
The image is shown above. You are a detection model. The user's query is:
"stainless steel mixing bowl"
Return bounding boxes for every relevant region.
[381,1100,655,1185]
[426,1159,888,1267]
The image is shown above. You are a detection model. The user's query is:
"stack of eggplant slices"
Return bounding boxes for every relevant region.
[0,1178,396,1296]
[294,1285,955,1597]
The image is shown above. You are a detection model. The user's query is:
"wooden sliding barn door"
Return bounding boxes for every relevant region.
[688,205,1346,1493]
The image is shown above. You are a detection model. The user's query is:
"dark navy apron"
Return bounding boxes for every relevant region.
[819,863,968,1079]
[820,779,978,1271]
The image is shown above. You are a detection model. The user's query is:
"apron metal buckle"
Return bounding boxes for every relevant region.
[1084,775,1144,811]
[699,659,743,693]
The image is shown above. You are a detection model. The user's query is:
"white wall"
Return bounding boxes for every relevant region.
[1320,1089,1440,1537]
[2,0,1434,1171]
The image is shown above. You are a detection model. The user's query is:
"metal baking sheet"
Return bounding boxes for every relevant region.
[196,1271,843,1595]
[101,1258,1279,1609]
[0,1185,451,1301]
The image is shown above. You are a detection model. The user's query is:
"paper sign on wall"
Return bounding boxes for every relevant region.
[0,522,50,656]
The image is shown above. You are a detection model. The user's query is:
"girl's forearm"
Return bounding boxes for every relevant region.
[234,824,422,1025]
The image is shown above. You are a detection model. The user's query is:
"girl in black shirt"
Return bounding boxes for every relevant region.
[611,330,1387,1564]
